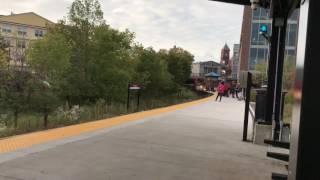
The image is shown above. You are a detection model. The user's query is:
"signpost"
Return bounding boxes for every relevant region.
[127,83,142,112]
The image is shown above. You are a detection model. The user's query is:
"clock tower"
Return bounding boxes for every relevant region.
[220,44,232,78]
[220,43,230,65]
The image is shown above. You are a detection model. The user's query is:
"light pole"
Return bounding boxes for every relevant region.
[259,24,271,86]
[221,69,226,82]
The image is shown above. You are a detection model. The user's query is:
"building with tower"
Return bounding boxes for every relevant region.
[220,44,232,79]
[231,44,240,80]
[238,7,299,73]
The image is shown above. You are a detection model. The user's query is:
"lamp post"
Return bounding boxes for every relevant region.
[221,69,226,81]
[259,24,271,85]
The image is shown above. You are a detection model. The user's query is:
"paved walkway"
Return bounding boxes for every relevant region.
[0,96,285,180]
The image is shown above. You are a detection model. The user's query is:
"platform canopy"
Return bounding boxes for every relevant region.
[209,0,300,15]
[208,0,251,6]
[205,72,221,78]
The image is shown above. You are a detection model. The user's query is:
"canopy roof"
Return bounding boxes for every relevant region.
[209,0,251,6]
[209,0,300,15]
[205,72,221,78]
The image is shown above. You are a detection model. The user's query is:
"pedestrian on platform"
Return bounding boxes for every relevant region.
[231,81,236,98]
[215,81,225,102]
[224,82,230,97]
[235,83,241,99]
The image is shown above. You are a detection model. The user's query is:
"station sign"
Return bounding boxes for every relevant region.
[129,84,141,90]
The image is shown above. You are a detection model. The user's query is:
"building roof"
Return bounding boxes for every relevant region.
[193,61,222,66]
[0,12,54,28]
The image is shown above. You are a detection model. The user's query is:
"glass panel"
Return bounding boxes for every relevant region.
[35,30,44,37]
[251,23,259,45]
[249,48,258,70]
[289,24,297,47]
[257,48,266,64]
[1,25,12,33]
[17,26,27,36]
[260,8,269,20]
[285,49,296,58]
[252,9,260,20]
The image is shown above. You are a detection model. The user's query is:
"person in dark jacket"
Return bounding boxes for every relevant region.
[230,81,236,98]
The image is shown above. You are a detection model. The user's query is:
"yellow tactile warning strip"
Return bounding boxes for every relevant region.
[0,95,215,153]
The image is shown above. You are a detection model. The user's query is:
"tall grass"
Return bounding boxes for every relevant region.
[0,88,208,138]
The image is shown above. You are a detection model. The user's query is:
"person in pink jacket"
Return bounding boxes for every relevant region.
[215,81,225,102]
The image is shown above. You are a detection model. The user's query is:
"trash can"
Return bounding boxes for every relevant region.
[255,89,287,124]
[255,89,267,123]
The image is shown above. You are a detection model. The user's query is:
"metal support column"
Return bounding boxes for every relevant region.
[273,17,288,141]
[265,19,279,125]
[243,72,252,142]
[265,0,288,140]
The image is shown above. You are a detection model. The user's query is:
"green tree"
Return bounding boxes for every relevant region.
[28,80,60,128]
[27,32,72,82]
[0,33,9,68]
[62,0,105,104]
[0,33,32,128]
[88,25,135,102]
[27,32,72,128]
[0,70,32,128]
[133,47,174,96]
[68,0,104,26]
[282,56,296,90]
[166,46,194,85]
[253,61,268,86]
[253,57,295,89]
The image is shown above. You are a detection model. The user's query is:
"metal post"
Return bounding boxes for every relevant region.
[273,18,288,141]
[243,72,252,142]
[265,19,279,125]
[280,91,287,123]
[126,84,130,111]
[136,90,140,112]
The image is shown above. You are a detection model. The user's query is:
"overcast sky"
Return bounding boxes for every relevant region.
[0,0,244,62]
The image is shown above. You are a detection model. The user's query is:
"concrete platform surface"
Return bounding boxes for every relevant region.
[0,97,285,180]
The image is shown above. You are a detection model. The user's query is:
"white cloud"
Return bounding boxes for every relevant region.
[0,0,244,62]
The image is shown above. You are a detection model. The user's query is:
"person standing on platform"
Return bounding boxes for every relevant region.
[215,81,225,102]
[230,81,236,98]
[235,83,241,99]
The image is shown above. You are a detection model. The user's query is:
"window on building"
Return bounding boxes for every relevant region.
[249,48,258,70]
[251,22,271,46]
[3,39,11,47]
[257,48,268,63]
[17,26,27,36]
[17,40,26,48]
[35,30,44,37]
[285,49,296,58]
[251,23,259,45]
[286,24,297,47]
[249,47,268,70]
[260,8,270,20]
[1,25,12,33]
[253,9,260,20]
[253,8,270,20]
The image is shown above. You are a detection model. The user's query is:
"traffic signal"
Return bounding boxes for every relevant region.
[260,25,268,33]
